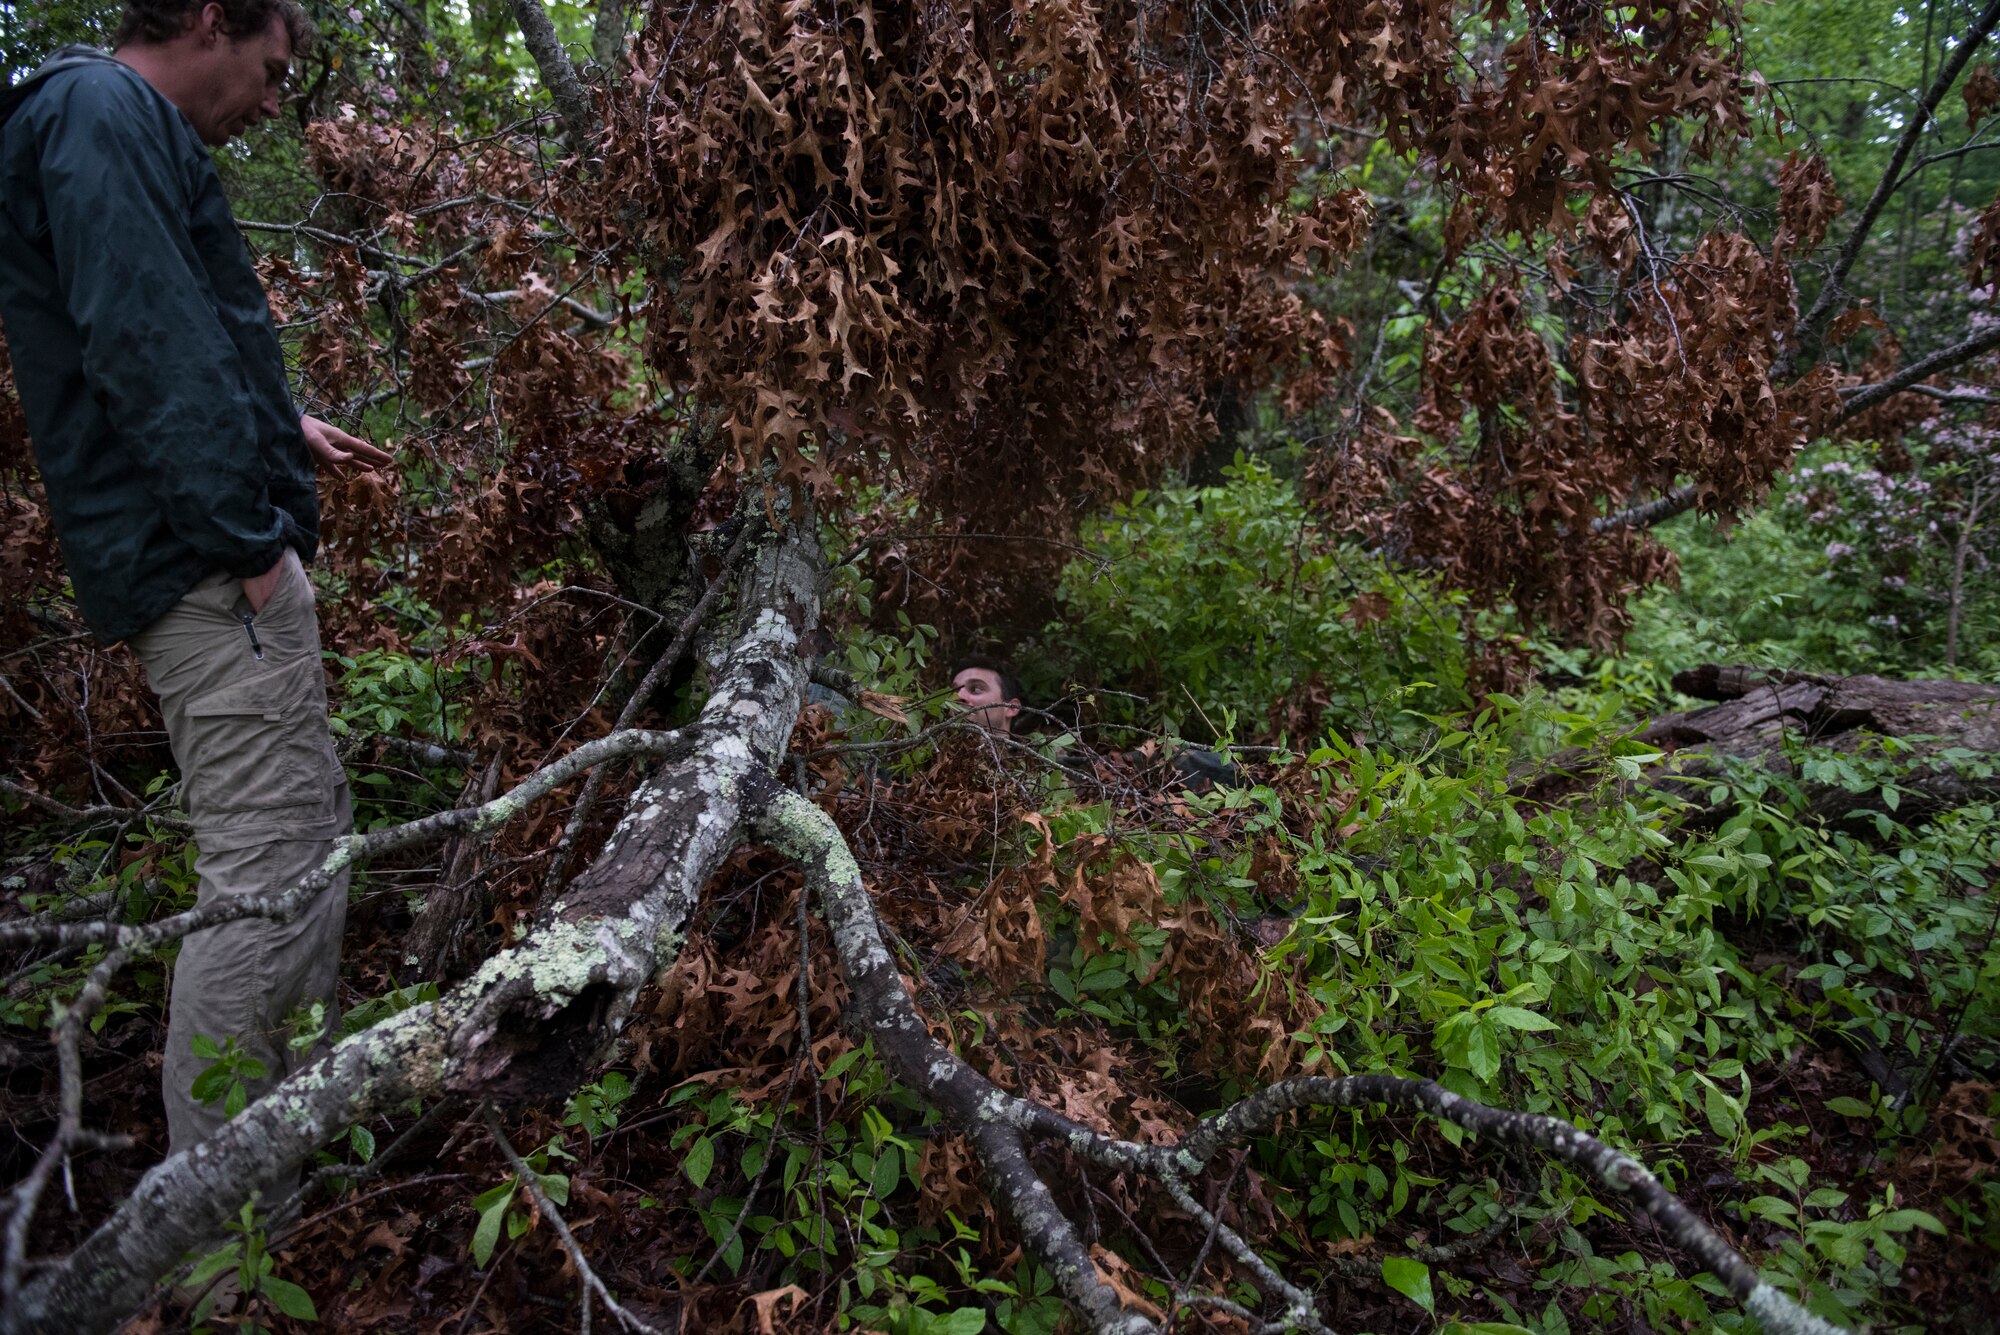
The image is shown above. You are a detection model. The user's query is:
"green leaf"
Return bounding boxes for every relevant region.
[349,1125,376,1163]
[260,1275,319,1321]
[938,1310,988,1334]
[1463,1019,1501,1081]
[685,1135,715,1188]
[1486,1006,1558,1032]
[471,1184,515,1268]
[190,1034,222,1060]
[184,1243,241,1292]
[1824,1096,1874,1118]
[1876,1208,1947,1235]
[870,1144,901,1199]
[470,1181,515,1213]
[1381,1256,1433,1313]
[190,1066,232,1106]
[1702,1079,1740,1141]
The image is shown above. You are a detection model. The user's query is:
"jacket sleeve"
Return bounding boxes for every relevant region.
[35,70,289,579]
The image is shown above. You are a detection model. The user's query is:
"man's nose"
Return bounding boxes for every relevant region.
[258,90,281,121]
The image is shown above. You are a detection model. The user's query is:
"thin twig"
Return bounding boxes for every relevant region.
[481,1106,662,1335]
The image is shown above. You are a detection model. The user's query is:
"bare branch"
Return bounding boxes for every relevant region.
[1835,324,2000,419]
[0,727,691,953]
[464,286,616,327]
[1175,1076,1847,1335]
[1156,1173,1331,1334]
[1794,0,2000,353]
[1592,482,1700,533]
[0,777,184,831]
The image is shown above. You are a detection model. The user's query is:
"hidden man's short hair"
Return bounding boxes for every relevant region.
[950,654,1023,707]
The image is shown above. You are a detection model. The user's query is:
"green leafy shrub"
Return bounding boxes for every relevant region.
[1004,689,1992,1330]
[1043,459,1477,742]
[1587,437,2000,695]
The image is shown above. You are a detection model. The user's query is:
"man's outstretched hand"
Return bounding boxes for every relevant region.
[301,412,393,472]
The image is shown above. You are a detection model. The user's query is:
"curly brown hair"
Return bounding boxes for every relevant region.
[113,0,313,54]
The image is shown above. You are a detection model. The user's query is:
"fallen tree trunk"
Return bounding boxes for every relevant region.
[5,605,1855,1335]
[2,522,820,1335]
[1638,664,2000,826]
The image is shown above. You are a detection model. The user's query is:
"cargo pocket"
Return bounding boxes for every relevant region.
[180,652,328,826]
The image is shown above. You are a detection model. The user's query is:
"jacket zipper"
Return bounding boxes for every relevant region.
[239,612,265,661]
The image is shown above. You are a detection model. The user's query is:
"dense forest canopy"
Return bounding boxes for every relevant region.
[4,0,2000,1331]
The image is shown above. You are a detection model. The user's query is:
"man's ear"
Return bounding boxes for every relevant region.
[193,1,228,41]
[1004,699,1022,719]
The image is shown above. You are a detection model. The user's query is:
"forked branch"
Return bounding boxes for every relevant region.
[748,780,1849,1335]
[1,523,822,1335]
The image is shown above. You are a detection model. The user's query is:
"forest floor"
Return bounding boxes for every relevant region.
[6,720,1998,1335]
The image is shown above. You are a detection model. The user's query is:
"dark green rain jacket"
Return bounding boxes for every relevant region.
[0,47,318,644]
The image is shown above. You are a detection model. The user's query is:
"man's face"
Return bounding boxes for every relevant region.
[953,668,1020,734]
[189,7,293,146]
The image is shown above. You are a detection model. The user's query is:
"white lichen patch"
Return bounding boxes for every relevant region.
[1602,1151,1649,1192]
[1746,1281,1852,1334]
[456,917,629,1002]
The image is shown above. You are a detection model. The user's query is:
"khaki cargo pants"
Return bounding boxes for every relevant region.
[130,551,350,1166]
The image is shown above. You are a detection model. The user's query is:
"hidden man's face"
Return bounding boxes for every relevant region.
[953,669,1019,733]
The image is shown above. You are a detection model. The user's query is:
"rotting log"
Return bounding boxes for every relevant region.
[1639,665,2000,825]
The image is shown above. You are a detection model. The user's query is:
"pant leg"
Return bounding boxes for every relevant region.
[129,552,350,1166]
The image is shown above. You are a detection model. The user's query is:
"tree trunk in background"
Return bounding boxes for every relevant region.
[592,0,629,70]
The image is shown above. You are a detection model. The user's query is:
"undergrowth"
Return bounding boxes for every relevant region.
[4,464,1997,1334]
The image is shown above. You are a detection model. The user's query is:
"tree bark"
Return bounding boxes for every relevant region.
[510,0,598,147]
[1,523,821,1335]
[1636,665,2000,825]
[591,0,629,71]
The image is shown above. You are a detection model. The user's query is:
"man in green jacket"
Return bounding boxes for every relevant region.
[0,0,389,1187]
